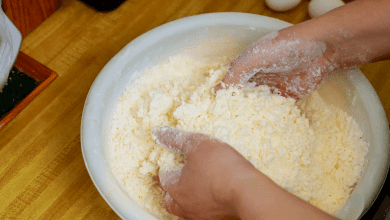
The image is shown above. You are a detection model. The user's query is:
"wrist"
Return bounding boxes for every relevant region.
[195,140,259,212]
[228,167,278,219]
[280,0,390,68]
[229,169,339,220]
[206,145,264,214]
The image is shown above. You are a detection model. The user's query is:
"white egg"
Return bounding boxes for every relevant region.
[309,0,345,18]
[265,0,302,12]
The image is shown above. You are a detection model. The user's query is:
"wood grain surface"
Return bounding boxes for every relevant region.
[0,0,389,219]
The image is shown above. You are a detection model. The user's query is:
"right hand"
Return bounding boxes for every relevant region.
[215,0,390,101]
[214,31,335,101]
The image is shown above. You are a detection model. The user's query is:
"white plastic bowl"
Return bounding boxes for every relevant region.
[81,13,390,220]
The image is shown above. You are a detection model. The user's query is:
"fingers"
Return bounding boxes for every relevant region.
[249,54,333,100]
[159,165,185,217]
[151,126,209,156]
[214,33,329,96]
[214,52,260,93]
[213,81,225,93]
[214,33,281,93]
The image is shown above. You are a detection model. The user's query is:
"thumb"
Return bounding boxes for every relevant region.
[151,126,209,156]
[159,168,182,191]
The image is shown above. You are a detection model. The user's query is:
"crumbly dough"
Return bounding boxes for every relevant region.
[109,55,368,219]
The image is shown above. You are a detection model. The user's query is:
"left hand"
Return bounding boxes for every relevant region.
[151,126,257,220]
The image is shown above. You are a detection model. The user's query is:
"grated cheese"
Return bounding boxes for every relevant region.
[109,55,367,219]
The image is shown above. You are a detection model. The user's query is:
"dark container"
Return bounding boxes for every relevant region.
[78,0,126,12]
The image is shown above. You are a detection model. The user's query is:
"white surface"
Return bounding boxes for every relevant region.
[0,0,22,90]
[265,0,302,12]
[309,0,345,18]
[81,12,390,220]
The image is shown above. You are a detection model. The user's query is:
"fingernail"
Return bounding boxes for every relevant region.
[165,193,173,203]
[150,126,161,141]
[159,169,182,190]
[151,126,181,153]
[151,126,169,143]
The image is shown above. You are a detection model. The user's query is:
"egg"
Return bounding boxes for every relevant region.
[309,0,345,18]
[265,0,302,12]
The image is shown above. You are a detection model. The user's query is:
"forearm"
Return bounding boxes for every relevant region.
[230,169,337,220]
[281,0,390,68]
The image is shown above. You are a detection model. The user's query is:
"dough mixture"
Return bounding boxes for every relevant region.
[109,55,368,219]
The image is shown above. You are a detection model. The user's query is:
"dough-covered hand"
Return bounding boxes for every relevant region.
[215,0,390,101]
[151,126,256,220]
[214,32,335,101]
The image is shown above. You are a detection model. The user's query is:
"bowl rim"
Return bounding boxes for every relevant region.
[81,12,390,220]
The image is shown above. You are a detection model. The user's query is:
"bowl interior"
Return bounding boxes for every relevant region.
[81,13,390,220]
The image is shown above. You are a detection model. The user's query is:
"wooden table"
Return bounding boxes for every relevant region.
[1,0,389,219]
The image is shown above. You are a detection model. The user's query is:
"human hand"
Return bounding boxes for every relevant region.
[215,0,390,101]
[214,31,336,101]
[151,126,259,220]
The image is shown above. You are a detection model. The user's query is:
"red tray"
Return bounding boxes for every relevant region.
[0,52,57,129]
